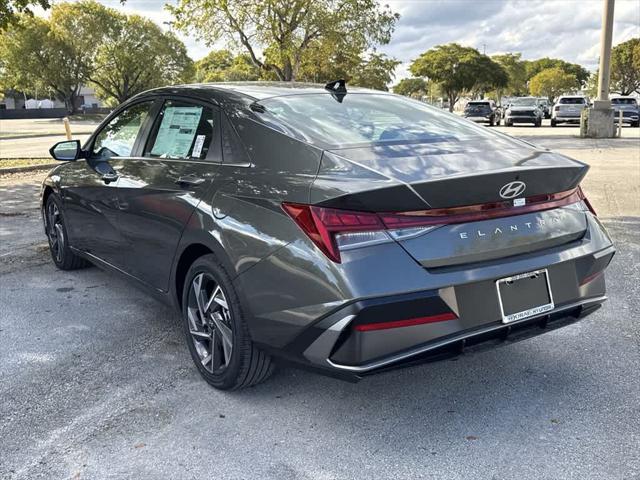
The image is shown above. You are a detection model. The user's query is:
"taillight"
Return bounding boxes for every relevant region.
[578,186,597,215]
[282,203,387,262]
[283,186,594,263]
[554,106,560,111]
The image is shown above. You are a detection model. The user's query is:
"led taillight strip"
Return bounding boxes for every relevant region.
[379,187,586,228]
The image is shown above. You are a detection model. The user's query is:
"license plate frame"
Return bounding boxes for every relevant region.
[496,269,554,324]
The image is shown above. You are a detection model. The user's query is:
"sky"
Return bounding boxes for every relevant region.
[42,0,640,83]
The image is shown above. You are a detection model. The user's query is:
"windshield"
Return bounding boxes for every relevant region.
[257,94,497,148]
[611,98,637,105]
[467,102,490,107]
[510,98,537,106]
[558,97,586,104]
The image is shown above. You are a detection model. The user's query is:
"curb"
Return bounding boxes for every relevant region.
[0,163,58,174]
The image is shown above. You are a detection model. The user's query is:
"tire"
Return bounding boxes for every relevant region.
[44,194,90,270]
[181,254,273,390]
[632,121,639,128]
[551,119,557,127]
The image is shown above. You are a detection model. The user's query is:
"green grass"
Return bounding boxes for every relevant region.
[0,158,54,168]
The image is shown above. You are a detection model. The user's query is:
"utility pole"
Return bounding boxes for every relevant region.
[596,0,615,104]
[582,0,616,138]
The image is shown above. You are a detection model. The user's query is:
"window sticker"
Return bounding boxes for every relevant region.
[151,106,203,158]
[192,134,206,158]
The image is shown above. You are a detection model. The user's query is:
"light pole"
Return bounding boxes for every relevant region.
[582,0,616,138]
[595,0,615,107]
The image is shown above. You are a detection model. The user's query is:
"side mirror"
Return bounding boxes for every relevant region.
[49,140,83,162]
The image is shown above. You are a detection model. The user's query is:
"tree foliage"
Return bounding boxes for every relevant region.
[0,0,50,29]
[409,43,507,111]
[610,37,640,95]
[528,67,578,102]
[524,57,589,87]
[194,50,260,82]
[0,1,192,111]
[0,14,83,112]
[168,0,399,82]
[491,53,527,96]
[349,53,399,91]
[393,77,429,98]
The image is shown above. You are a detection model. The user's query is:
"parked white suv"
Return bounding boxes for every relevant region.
[551,96,589,127]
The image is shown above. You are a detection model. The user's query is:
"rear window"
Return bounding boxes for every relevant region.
[558,97,587,104]
[611,98,637,105]
[256,94,496,148]
[467,102,490,107]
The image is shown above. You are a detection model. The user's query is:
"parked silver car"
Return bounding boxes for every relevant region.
[551,96,589,126]
[611,96,639,127]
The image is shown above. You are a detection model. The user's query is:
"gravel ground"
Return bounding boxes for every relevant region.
[0,129,639,480]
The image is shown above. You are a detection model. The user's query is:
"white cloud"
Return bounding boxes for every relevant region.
[44,0,640,77]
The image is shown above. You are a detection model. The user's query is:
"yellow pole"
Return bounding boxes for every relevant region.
[63,117,72,140]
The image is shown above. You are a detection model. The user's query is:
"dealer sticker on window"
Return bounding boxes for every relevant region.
[192,134,206,158]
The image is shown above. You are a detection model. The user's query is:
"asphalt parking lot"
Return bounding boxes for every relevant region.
[1,123,639,479]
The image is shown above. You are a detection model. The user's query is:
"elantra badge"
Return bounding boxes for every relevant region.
[499,181,526,199]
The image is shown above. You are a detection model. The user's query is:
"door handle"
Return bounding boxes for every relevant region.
[175,175,205,187]
[101,172,119,184]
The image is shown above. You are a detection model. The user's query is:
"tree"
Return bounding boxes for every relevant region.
[528,67,578,102]
[409,43,507,111]
[610,37,640,95]
[492,53,527,96]
[0,1,193,111]
[0,0,50,29]
[0,14,85,112]
[524,57,589,87]
[168,0,399,81]
[349,53,400,91]
[194,50,260,82]
[393,77,429,98]
[89,14,193,104]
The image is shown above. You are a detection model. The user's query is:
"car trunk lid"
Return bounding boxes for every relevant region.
[310,138,590,266]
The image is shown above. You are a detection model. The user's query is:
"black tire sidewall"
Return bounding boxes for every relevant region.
[45,194,71,268]
[181,254,246,390]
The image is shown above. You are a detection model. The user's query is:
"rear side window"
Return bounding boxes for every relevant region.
[93,101,153,157]
[558,97,586,104]
[145,100,217,160]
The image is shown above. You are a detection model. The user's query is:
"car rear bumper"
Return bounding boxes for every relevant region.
[295,243,613,375]
[553,115,581,123]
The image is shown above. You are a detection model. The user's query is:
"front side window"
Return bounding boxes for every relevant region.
[93,102,152,157]
[145,100,216,160]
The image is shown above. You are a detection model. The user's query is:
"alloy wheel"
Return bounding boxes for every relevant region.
[46,201,64,263]
[187,272,234,373]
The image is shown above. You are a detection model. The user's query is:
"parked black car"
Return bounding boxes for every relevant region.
[42,82,614,390]
[463,100,501,126]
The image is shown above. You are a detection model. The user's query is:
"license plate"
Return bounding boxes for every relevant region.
[496,269,554,324]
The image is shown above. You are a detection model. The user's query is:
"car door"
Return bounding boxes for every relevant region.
[62,100,156,268]
[115,97,221,292]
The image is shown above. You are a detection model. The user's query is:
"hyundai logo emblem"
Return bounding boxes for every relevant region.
[499,181,526,199]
